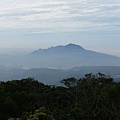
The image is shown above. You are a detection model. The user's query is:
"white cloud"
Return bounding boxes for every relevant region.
[0,0,120,33]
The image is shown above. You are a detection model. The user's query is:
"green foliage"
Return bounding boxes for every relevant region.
[0,76,119,120]
[28,108,55,120]
[70,107,84,120]
[60,77,77,87]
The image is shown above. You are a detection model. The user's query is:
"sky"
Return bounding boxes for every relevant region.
[0,0,120,56]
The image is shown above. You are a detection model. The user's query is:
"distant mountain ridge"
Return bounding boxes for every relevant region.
[1,66,120,85]
[0,43,120,69]
[31,43,85,55]
[0,43,120,85]
[28,43,120,68]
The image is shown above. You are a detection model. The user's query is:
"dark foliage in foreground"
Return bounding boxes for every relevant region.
[0,74,120,120]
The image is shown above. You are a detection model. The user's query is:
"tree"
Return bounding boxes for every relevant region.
[28,108,56,120]
[60,77,77,88]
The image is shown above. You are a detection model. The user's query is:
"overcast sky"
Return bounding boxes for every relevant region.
[0,0,120,56]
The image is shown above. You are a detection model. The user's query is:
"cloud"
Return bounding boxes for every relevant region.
[0,0,120,33]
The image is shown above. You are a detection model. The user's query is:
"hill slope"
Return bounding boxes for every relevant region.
[27,43,120,68]
[0,43,120,68]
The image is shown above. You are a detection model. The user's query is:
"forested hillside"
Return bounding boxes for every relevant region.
[0,74,120,120]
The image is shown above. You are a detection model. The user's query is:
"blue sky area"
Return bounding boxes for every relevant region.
[0,0,120,56]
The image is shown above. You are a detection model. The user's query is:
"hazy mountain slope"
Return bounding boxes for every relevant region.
[26,43,120,68]
[0,43,120,68]
[0,66,120,85]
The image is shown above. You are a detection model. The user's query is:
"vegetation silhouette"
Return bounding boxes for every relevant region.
[0,73,120,120]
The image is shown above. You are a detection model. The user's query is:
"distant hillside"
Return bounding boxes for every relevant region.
[0,43,120,68]
[1,66,120,85]
[31,43,85,55]
[27,43,120,68]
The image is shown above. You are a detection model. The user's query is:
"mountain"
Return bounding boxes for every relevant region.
[0,43,120,69]
[0,43,120,85]
[31,43,85,55]
[27,43,120,68]
[0,66,120,85]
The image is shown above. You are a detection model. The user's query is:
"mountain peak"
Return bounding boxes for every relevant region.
[65,43,85,50]
[32,43,85,54]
